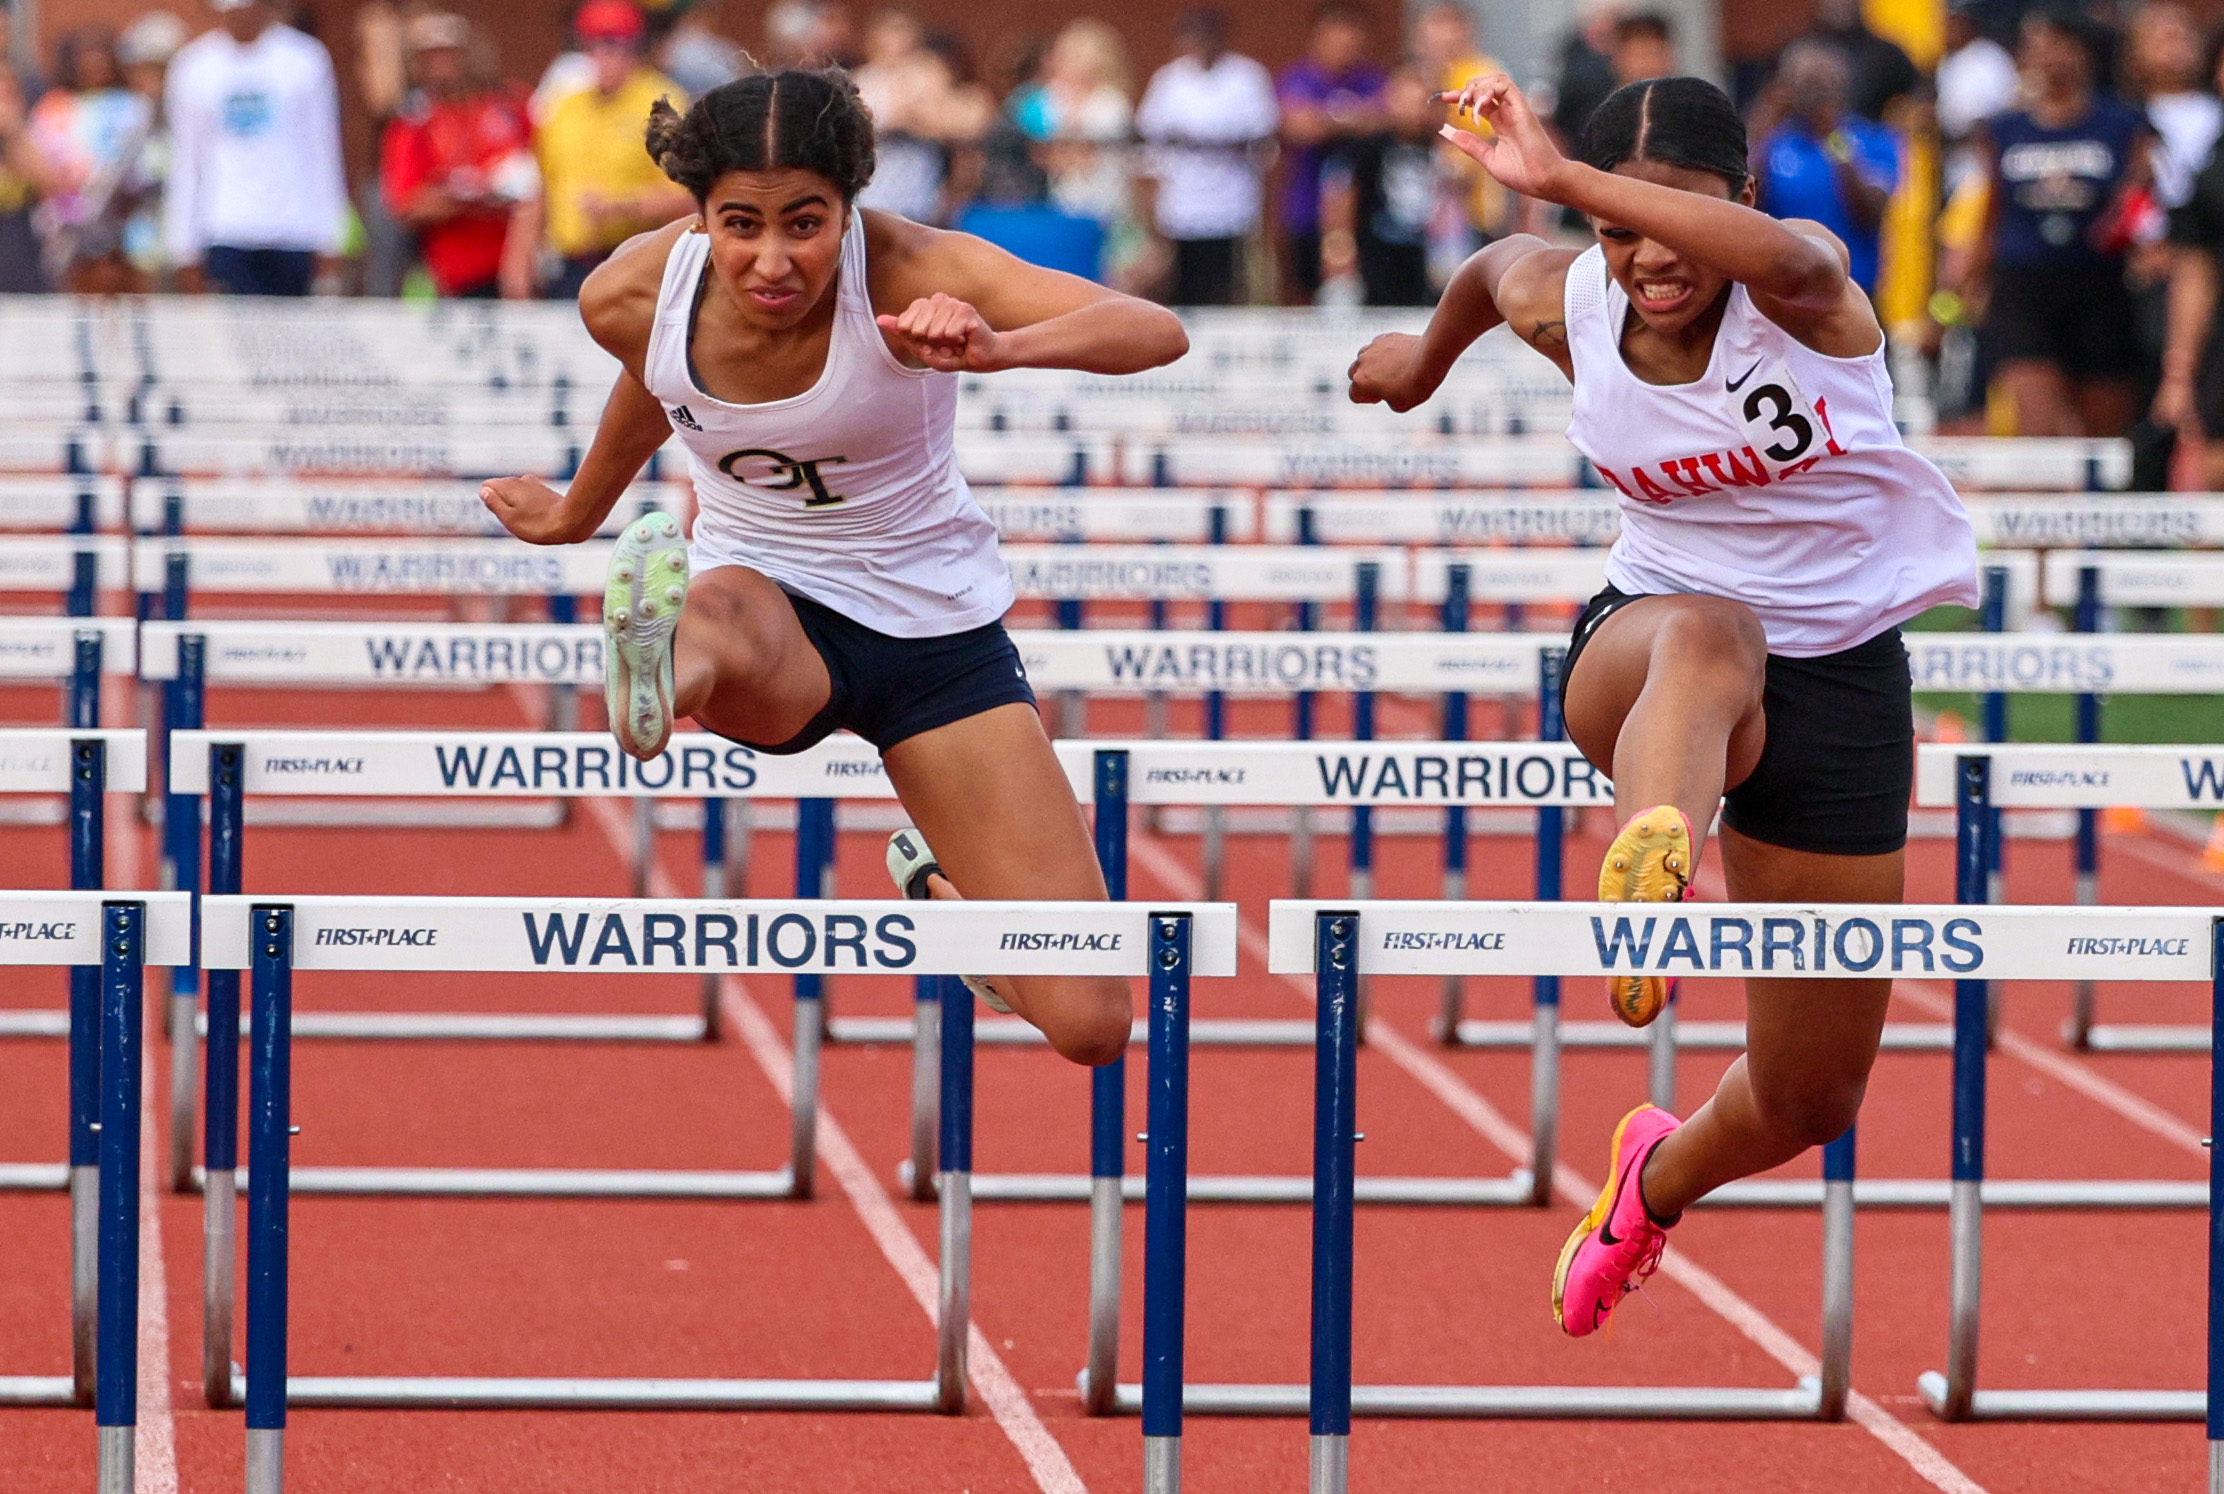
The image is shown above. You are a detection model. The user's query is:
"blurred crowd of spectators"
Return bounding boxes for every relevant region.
[12,0,2224,454]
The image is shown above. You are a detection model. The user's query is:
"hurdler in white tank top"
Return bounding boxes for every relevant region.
[1561,245,1977,656]
[641,222,1013,637]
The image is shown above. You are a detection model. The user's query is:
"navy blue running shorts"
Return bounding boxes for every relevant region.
[740,588,1037,755]
[1563,585,1914,858]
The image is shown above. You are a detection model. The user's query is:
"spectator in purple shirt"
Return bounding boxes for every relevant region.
[1276,0,1384,302]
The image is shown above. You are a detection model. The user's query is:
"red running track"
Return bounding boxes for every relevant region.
[0,670,2213,1492]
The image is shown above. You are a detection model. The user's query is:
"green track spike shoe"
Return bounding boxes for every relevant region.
[604,513,689,760]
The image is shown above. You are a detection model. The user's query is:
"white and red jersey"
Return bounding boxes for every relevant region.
[1562,244,1977,655]
[643,222,1012,638]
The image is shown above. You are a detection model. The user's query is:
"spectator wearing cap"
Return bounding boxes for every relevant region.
[380,14,534,300]
[1135,8,1278,306]
[163,0,347,295]
[117,11,186,287]
[520,0,689,298]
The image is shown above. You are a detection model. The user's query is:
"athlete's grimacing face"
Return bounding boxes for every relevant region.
[700,169,849,332]
[1592,159,1754,337]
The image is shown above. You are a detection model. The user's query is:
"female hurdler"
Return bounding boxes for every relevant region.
[1350,75,1976,1335]
[482,70,1189,1066]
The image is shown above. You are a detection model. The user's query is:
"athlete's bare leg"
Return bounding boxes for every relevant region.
[1561,593,1769,837]
[1639,833,1898,1216]
[1561,592,1892,1216]
[669,565,834,745]
[665,576,1127,1065]
[883,703,1131,1066]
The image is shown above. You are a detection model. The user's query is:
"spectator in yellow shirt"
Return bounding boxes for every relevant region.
[1410,2,1507,247]
[516,0,690,298]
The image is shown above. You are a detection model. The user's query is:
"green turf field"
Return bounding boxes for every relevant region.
[1909,604,2224,743]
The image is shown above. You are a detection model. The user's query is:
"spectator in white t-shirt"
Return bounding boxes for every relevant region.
[2129,2,2221,213]
[163,0,346,295]
[1135,8,1278,306]
[1934,0,2018,195]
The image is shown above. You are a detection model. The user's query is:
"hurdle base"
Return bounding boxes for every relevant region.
[201,1011,712,1042]
[0,1376,78,1405]
[828,1015,1314,1047]
[0,1009,68,1039]
[203,1165,800,1200]
[2066,1022,2208,1053]
[1915,1372,2201,1421]
[1451,1019,1952,1053]
[1109,1376,1826,1420]
[921,1163,1536,1205]
[0,1163,70,1191]
[1704,1177,2205,1209]
[235,1371,948,1412]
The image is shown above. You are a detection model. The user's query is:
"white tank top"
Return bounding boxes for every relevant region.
[1562,245,1977,656]
[642,223,1013,637]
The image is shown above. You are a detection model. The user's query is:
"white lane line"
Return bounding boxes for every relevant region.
[584,796,1087,1494]
[136,978,178,1494]
[1887,980,2207,1159]
[1126,832,1989,1494]
[107,733,177,1492]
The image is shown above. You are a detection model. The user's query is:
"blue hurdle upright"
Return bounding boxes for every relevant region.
[0,890,191,1494]
[197,894,1232,1494]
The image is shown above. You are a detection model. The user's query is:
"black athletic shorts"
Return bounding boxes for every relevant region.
[741,589,1037,755]
[1982,261,2142,383]
[1564,586,1914,857]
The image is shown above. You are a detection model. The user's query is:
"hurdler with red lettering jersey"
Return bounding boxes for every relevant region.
[379,13,535,298]
[1349,73,1974,1352]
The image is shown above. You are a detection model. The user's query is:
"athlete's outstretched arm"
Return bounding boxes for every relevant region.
[482,225,685,544]
[1348,235,1577,410]
[866,210,1189,376]
[1442,75,1879,356]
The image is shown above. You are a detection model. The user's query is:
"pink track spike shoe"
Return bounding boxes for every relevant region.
[1552,1104,1681,1338]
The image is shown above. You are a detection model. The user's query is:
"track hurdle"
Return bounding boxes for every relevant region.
[0,474,125,533]
[0,728,152,1417]
[0,889,191,1494]
[0,534,127,618]
[197,895,1232,1493]
[166,729,891,1207]
[127,473,668,539]
[1917,740,2224,1064]
[1116,897,1862,1455]
[130,534,617,613]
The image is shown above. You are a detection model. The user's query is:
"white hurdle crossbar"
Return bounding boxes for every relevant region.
[1252,899,2210,1490]
[199,894,1235,1494]
[1918,741,2224,1056]
[164,728,896,1206]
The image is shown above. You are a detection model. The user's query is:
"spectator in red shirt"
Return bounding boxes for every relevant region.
[379,13,536,298]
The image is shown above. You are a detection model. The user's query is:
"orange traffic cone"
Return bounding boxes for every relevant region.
[2204,816,2224,872]
[2101,805,2148,835]
[1933,710,1967,744]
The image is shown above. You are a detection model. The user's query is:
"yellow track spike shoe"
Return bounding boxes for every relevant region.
[1596,804,1695,1027]
[604,513,689,761]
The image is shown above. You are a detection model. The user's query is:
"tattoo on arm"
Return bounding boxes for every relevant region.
[1527,319,1567,350]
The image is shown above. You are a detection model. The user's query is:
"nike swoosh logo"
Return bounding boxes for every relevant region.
[1725,359,1763,392]
[1594,1143,1648,1247]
